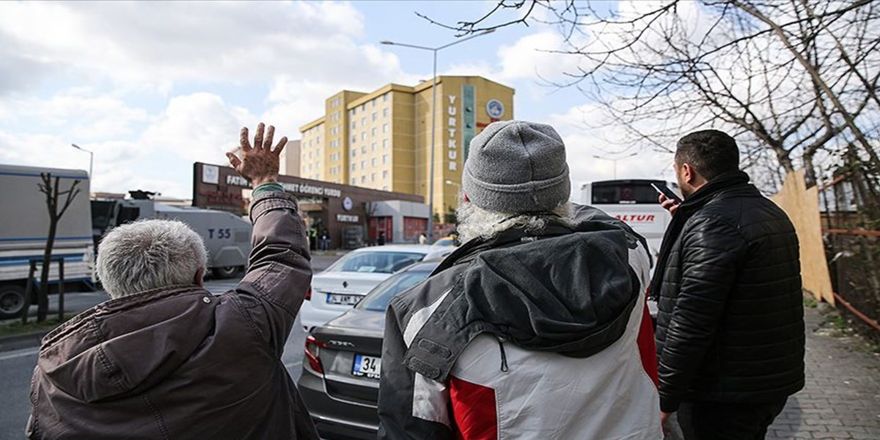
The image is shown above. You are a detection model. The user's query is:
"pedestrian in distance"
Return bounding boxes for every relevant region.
[653,129,805,440]
[378,231,387,246]
[418,232,427,244]
[26,123,319,440]
[378,120,662,439]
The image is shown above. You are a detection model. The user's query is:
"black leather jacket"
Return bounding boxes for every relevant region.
[653,172,805,412]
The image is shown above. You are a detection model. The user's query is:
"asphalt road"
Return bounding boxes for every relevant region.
[0,254,341,440]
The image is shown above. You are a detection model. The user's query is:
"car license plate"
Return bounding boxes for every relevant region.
[327,293,362,306]
[352,354,381,379]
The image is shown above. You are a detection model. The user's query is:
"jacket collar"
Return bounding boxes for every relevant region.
[677,170,753,213]
[434,220,573,275]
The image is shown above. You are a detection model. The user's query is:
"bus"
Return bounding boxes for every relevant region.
[581,179,682,266]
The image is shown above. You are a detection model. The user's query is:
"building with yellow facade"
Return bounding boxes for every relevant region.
[298,76,514,219]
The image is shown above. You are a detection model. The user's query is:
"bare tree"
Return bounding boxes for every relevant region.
[34,173,81,322]
[429,0,880,193]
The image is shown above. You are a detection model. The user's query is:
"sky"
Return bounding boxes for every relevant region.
[0,1,677,200]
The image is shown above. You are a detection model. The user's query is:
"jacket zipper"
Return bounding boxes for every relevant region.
[496,336,509,373]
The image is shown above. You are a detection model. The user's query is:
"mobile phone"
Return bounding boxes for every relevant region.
[651,183,683,204]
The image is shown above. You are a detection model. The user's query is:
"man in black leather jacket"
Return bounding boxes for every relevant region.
[652,130,805,440]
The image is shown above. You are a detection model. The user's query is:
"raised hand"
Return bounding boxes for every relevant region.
[226,122,287,187]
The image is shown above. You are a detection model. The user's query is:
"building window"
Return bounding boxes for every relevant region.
[383,108,389,118]
[351,178,356,185]
[351,163,356,171]
[371,127,377,138]
[383,170,389,180]
[361,146,367,154]
[361,160,366,169]
[371,173,376,182]
[372,158,377,167]
[351,149,356,157]
[383,139,389,149]
[372,99,377,108]
[351,120,356,129]
[361,176,366,184]
[361,132,367,141]
[372,112,377,122]
[351,135,356,144]
[351,107,356,115]
[361,117,366,126]
[382,154,388,164]
[371,142,376,152]
[383,124,388,133]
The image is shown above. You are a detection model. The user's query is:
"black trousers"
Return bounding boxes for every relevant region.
[677,398,788,440]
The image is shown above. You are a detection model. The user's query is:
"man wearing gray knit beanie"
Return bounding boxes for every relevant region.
[379,120,662,439]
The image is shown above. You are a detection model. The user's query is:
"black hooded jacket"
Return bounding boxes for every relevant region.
[652,171,805,412]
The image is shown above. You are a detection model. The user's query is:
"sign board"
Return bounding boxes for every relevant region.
[336,214,359,223]
[224,174,342,198]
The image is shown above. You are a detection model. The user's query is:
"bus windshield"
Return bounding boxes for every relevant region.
[591,180,672,205]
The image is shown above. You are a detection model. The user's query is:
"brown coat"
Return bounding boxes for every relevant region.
[27,191,319,440]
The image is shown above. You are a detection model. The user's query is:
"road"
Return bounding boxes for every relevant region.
[0,254,340,440]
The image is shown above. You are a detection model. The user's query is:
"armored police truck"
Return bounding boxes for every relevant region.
[91,191,252,280]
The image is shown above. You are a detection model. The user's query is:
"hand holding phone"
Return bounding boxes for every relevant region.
[652,183,682,215]
[651,183,682,204]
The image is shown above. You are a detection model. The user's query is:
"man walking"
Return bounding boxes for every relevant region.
[378,121,661,439]
[27,123,318,439]
[653,129,805,439]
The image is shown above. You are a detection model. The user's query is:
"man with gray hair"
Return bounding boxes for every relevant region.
[27,123,319,439]
[378,120,662,439]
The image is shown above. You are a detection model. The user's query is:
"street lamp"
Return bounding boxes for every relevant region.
[71,144,94,179]
[381,29,495,243]
[593,152,638,179]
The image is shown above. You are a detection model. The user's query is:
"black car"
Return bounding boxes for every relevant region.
[297,261,439,440]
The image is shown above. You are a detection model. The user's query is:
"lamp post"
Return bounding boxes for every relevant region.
[70,144,94,179]
[593,152,638,179]
[381,29,494,243]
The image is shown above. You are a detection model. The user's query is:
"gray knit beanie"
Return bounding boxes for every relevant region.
[462,120,570,214]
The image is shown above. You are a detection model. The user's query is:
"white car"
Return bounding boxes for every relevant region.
[300,245,452,331]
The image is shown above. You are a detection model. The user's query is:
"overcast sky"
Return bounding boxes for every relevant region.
[0,1,677,200]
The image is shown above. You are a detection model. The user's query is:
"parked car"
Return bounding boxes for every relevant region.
[430,236,459,248]
[298,260,438,439]
[299,245,450,331]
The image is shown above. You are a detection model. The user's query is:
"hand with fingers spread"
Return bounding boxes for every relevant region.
[226,122,287,188]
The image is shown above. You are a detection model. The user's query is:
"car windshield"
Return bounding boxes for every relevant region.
[325,251,425,274]
[357,269,434,311]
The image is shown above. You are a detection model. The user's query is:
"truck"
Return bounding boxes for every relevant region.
[0,163,254,319]
[0,164,95,319]
[91,191,252,280]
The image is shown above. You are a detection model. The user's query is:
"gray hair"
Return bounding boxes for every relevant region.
[456,201,573,244]
[97,219,208,299]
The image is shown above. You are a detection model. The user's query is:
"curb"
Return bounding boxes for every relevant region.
[0,330,47,353]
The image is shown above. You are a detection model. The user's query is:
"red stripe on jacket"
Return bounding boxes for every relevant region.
[637,301,659,386]
[450,376,498,440]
